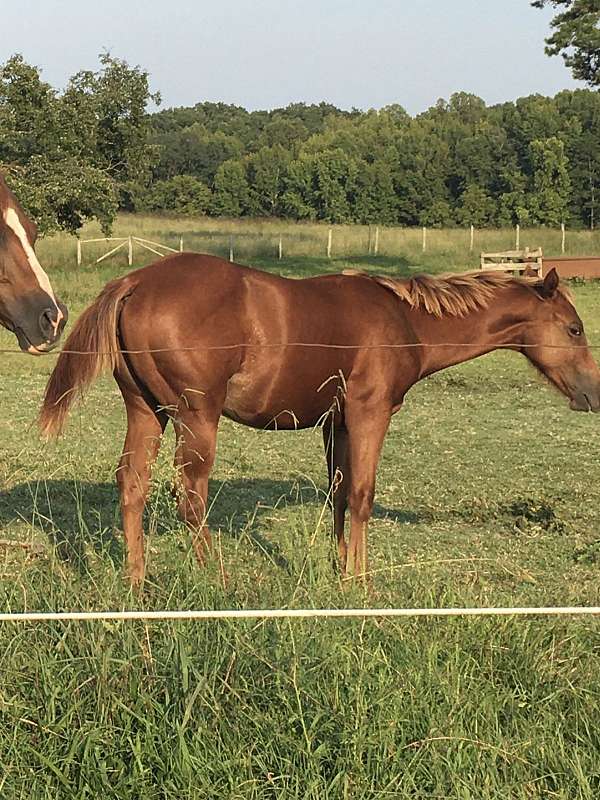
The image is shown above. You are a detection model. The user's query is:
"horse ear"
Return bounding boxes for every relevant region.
[538,267,559,299]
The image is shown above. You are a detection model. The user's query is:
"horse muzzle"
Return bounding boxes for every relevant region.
[10,299,68,355]
[569,390,600,413]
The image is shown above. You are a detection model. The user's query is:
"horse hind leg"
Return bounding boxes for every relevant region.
[173,408,220,566]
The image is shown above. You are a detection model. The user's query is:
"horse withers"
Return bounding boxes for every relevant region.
[39,254,600,585]
[0,174,67,353]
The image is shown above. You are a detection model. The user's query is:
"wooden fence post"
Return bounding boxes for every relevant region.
[469,224,474,253]
[76,239,82,267]
[561,222,565,254]
[128,235,133,267]
[229,236,234,262]
[515,224,520,250]
[374,225,379,257]
[278,234,283,260]
[327,228,332,258]
[422,226,427,253]
[179,236,183,252]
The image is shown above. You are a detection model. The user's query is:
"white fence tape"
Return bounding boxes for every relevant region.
[1,606,600,623]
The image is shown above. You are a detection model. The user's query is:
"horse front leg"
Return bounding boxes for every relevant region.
[173,409,220,566]
[116,389,166,588]
[344,402,391,582]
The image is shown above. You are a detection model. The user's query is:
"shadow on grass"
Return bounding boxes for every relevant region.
[0,477,423,574]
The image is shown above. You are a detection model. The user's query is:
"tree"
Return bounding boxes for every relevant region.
[212,160,250,216]
[529,137,572,224]
[143,175,211,215]
[282,154,318,220]
[532,0,600,86]
[283,149,359,223]
[447,92,487,125]
[0,54,119,233]
[392,123,454,226]
[420,199,455,227]
[456,185,497,226]
[8,156,118,233]
[0,55,57,163]
[66,53,161,193]
[246,146,291,216]
[498,190,533,226]
[256,116,309,151]
[152,125,243,185]
[496,168,532,225]
[554,89,600,227]
[353,161,397,224]
[313,149,359,223]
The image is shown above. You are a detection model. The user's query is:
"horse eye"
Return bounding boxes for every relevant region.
[568,324,583,337]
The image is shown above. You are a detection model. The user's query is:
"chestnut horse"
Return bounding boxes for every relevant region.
[0,173,67,353]
[39,255,600,585]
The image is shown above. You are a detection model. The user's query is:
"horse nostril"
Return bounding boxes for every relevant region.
[58,302,68,327]
[39,308,58,341]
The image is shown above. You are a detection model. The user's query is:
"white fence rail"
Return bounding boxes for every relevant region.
[77,235,184,267]
[1,606,600,623]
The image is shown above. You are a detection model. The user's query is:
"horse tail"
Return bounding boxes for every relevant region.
[39,276,137,438]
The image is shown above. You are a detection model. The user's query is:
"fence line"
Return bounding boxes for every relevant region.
[1,340,600,357]
[1,607,600,623]
[73,224,582,264]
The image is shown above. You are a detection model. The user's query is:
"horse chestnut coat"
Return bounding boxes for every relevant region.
[39,254,600,585]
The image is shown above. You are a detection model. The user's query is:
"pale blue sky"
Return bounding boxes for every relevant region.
[2,1,579,113]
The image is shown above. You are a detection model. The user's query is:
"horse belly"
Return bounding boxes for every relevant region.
[222,364,342,430]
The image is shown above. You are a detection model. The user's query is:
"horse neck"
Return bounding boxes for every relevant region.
[408,288,528,378]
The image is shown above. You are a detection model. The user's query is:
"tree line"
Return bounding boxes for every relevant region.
[1,53,599,234]
[145,91,598,229]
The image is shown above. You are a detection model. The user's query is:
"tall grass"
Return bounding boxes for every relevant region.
[36,214,600,274]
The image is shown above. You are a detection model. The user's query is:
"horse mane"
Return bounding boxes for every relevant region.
[343,269,571,318]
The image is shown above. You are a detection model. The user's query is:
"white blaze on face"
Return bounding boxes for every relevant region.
[4,206,63,335]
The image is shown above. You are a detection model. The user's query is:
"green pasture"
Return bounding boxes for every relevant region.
[1,218,600,798]
[36,214,600,274]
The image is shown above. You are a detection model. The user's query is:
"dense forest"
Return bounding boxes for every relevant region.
[145,91,599,229]
[1,53,599,233]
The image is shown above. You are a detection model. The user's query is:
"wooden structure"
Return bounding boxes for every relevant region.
[481,249,600,281]
[480,247,543,277]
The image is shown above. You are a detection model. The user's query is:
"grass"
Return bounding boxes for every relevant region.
[1,215,600,797]
[36,213,600,274]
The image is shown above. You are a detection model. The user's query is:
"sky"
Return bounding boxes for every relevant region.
[2,0,581,115]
